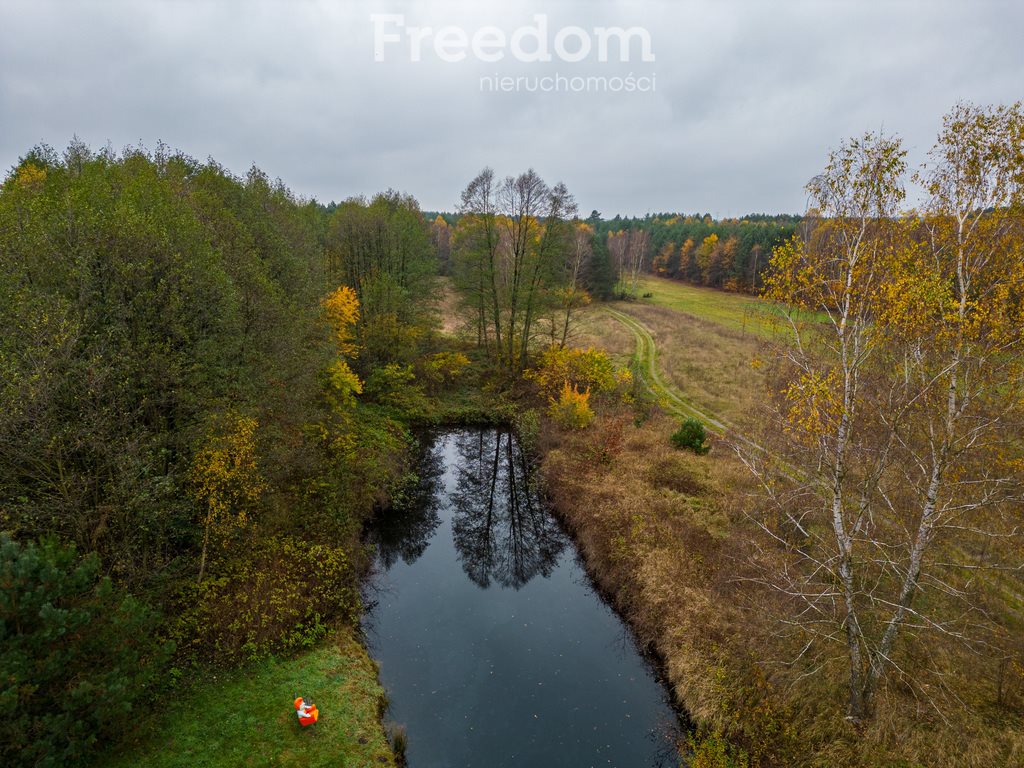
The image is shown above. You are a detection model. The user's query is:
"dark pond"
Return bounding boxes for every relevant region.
[363,428,683,767]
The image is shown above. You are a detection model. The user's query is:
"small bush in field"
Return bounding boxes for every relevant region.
[671,417,710,454]
[549,381,594,430]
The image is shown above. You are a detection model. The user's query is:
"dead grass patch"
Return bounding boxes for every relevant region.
[539,406,1024,767]
[623,303,767,430]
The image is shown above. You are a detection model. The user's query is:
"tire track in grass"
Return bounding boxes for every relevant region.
[606,306,731,434]
[605,305,796,476]
[607,305,1024,616]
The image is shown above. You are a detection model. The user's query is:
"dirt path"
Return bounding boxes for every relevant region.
[605,306,760,453]
[605,306,728,430]
[608,305,1024,618]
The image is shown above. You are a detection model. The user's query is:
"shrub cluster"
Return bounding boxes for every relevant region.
[171,536,360,665]
[526,344,628,400]
[671,417,711,454]
[548,381,595,430]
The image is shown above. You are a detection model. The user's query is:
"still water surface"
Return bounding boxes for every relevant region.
[363,428,682,767]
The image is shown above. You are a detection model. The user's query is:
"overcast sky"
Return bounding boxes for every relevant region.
[1,0,1021,216]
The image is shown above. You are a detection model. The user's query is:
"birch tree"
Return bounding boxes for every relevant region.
[607,228,649,297]
[625,227,649,296]
[454,168,503,353]
[749,104,1024,722]
[554,222,593,347]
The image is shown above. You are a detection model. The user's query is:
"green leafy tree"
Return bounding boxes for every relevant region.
[325,191,438,370]
[0,535,170,767]
[0,143,332,585]
[586,232,618,301]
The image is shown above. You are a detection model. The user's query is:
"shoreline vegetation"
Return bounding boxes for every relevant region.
[4,100,1023,768]
[536,302,1024,767]
[104,628,396,768]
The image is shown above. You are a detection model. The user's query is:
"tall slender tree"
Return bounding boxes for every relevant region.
[749,105,1024,722]
[453,168,577,371]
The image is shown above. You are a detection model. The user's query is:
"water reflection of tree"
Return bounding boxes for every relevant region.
[370,435,445,569]
[450,429,566,589]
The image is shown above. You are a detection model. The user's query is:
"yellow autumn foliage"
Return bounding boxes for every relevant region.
[326,358,363,406]
[420,351,470,391]
[527,345,621,401]
[14,162,47,191]
[190,413,265,582]
[321,285,360,358]
[549,381,594,430]
[321,285,363,409]
[783,370,840,446]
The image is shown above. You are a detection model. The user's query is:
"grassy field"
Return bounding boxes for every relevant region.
[562,276,1024,766]
[574,291,768,432]
[105,629,395,768]
[633,275,777,337]
[605,279,1024,621]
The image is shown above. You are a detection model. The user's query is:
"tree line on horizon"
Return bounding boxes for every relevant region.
[424,207,801,296]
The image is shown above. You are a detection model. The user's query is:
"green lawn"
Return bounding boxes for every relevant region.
[632,274,827,340]
[634,275,771,335]
[105,630,395,768]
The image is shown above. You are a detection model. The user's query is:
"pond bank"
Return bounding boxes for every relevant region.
[539,411,795,766]
[104,629,396,768]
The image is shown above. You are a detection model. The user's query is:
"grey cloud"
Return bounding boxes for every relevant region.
[2,0,1021,216]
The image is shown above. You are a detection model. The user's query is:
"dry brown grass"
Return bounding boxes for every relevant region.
[539,405,1024,767]
[624,303,766,430]
[540,412,801,762]
[573,307,637,362]
[573,300,768,433]
[435,277,463,337]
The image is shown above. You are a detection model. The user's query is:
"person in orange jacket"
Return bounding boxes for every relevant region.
[294,696,319,726]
